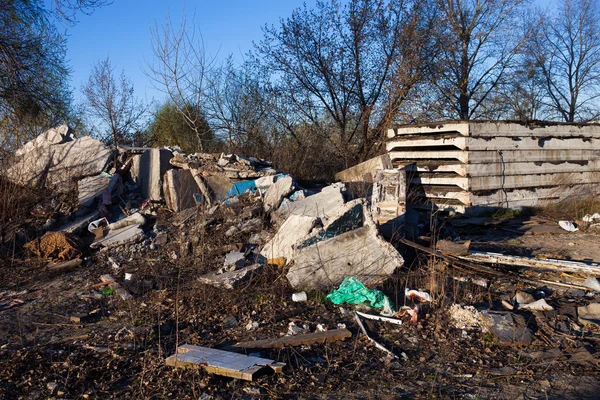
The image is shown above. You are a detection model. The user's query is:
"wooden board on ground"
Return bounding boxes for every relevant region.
[234,328,352,349]
[165,344,284,381]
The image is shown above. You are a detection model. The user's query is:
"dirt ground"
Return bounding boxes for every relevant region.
[1,200,600,399]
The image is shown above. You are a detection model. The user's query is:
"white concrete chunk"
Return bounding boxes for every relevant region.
[260,214,318,262]
[6,128,112,189]
[273,183,345,223]
[286,225,403,290]
[263,176,294,212]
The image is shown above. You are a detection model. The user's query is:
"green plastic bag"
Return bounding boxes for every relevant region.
[326,277,392,309]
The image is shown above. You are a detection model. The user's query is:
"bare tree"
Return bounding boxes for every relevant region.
[146,13,215,152]
[81,57,146,153]
[534,0,600,122]
[257,0,435,166]
[433,0,530,120]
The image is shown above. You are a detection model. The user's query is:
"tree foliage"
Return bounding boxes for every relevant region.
[0,0,110,150]
[147,101,215,153]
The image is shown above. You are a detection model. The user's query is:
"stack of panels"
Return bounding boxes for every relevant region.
[386,121,600,214]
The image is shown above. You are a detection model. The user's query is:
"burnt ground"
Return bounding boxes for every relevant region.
[1,198,600,399]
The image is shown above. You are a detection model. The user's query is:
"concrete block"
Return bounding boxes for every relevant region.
[90,225,146,249]
[335,154,392,183]
[297,200,364,249]
[6,128,112,189]
[130,148,173,201]
[77,174,112,207]
[286,225,404,290]
[260,214,318,262]
[163,169,200,212]
[273,183,345,223]
[263,176,294,213]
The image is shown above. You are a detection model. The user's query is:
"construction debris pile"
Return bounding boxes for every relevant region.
[0,125,599,398]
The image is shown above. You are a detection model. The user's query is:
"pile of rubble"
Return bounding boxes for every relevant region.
[2,125,405,292]
[1,126,600,396]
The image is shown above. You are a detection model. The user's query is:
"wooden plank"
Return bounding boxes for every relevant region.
[459,251,600,275]
[166,344,283,381]
[234,329,352,349]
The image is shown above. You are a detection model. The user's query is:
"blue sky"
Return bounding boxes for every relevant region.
[65,0,317,104]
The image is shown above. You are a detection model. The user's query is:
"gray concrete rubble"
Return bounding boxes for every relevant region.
[90,224,146,249]
[5,125,112,189]
[260,214,319,262]
[273,183,345,224]
[335,154,393,183]
[77,173,121,208]
[129,148,173,201]
[286,224,404,290]
[199,264,264,290]
[163,169,201,212]
[263,176,295,213]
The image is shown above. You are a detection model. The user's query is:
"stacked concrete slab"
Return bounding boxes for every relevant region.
[387,121,600,213]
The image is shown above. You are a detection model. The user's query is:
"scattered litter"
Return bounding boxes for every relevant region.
[558,220,579,232]
[165,344,284,381]
[245,321,259,331]
[480,311,532,344]
[286,321,309,336]
[199,263,264,290]
[519,298,554,311]
[583,213,600,223]
[292,292,307,302]
[354,312,398,359]
[326,277,391,309]
[405,289,431,303]
[355,311,403,326]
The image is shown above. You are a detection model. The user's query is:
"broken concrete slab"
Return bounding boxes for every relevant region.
[260,214,319,262]
[263,176,294,213]
[90,225,146,249]
[335,154,393,183]
[163,169,200,212]
[199,263,264,289]
[234,328,352,349]
[55,210,101,234]
[578,302,600,327]
[77,173,119,208]
[166,344,284,381]
[273,183,345,223]
[297,200,364,249]
[129,148,173,201]
[286,225,404,290]
[6,128,112,189]
[108,212,145,231]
